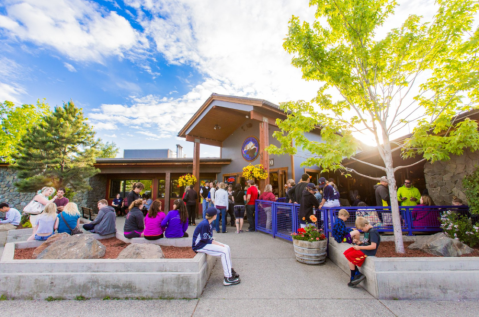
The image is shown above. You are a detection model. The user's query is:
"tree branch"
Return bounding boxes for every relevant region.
[344,166,382,181]
[393,158,426,172]
[349,157,387,171]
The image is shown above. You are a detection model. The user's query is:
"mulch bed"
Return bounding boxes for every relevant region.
[375,241,479,258]
[13,238,196,260]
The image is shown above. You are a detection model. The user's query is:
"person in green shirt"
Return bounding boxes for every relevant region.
[397,179,421,206]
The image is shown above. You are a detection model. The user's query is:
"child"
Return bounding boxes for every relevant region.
[161,199,189,238]
[343,217,381,287]
[192,207,240,286]
[332,209,360,244]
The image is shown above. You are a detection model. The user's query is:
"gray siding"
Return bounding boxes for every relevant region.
[293,131,323,180]
[218,121,292,181]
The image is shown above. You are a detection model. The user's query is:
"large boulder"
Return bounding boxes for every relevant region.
[0,223,17,232]
[408,232,474,257]
[36,235,106,259]
[32,233,70,259]
[117,244,165,259]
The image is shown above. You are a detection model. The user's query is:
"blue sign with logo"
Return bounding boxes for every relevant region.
[241,136,259,161]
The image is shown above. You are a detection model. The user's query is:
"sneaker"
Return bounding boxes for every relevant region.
[222,231,228,233]
[236,231,239,234]
[223,276,240,286]
[351,273,366,285]
[247,229,255,232]
[239,230,244,233]
[231,268,240,279]
[348,281,357,287]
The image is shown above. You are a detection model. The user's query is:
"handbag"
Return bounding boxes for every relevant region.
[60,212,83,235]
[183,190,189,203]
[23,200,45,215]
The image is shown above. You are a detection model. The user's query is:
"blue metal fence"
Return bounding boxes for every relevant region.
[255,200,468,242]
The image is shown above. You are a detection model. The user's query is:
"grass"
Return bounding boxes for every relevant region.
[75,295,89,301]
[0,294,8,301]
[45,296,65,301]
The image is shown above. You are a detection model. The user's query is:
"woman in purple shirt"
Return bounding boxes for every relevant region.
[161,199,189,238]
[143,200,166,240]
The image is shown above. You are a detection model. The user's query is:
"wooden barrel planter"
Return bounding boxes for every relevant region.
[293,239,327,265]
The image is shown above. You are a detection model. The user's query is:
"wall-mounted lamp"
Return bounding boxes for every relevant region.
[245,115,249,118]
[214,124,221,130]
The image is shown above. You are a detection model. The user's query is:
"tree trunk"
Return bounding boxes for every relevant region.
[383,148,405,253]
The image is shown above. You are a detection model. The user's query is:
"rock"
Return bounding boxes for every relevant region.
[0,223,17,232]
[117,244,165,259]
[36,235,106,259]
[32,233,70,259]
[408,233,474,257]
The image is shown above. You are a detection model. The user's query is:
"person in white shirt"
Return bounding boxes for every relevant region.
[0,203,21,226]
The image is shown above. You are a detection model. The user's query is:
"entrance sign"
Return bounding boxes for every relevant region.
[241,136,259,161]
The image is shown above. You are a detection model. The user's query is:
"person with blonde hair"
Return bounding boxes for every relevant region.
[214,182,229,233]
[258,184,276,230]
[83,199,117,235]
[123,199,145,239]
[56,202,81,235]
[27,202,57,241]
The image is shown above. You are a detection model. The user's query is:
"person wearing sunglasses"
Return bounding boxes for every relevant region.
[397,179,421,206]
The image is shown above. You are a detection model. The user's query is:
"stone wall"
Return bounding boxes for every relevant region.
[0,167,36,211]
[0,167,107,213]
[424,150,479,206]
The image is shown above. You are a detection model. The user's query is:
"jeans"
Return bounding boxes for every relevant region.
[246,204,255,231]
[215,207,227,232]
[264,206,272,230]
[228,203,236,226]
[202,200,209,219]
[187,204,196,224]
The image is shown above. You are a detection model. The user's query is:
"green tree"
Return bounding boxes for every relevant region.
[13,101,100,192]
[97,141,119,158]
[0,100,50,163]
[267,0,479,252]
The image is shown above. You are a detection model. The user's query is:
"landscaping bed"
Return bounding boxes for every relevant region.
[13,238,196,260]
[375,241,479,258]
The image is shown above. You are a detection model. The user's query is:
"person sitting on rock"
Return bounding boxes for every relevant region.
[123,199,145,239]
[27,203,57,241]
[83,199,117,236]
[56,202,81,235]
[0,202,22,227]
[161,199,189,238]
[143,200,166,240]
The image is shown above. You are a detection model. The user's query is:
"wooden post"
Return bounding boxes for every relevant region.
[193,140,201,218]
[165,172,171,212]
[152,178,158,200]
[259,118,270,190]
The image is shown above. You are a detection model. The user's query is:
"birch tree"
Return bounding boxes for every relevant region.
[267,0,479,252]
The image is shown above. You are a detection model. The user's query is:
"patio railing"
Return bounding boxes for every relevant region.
[255,200,468,242]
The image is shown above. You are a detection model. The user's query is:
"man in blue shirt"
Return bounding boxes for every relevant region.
[0,202,21,226]
[193,207,240,286]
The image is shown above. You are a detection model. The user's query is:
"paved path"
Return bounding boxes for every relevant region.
[1,219,479,316]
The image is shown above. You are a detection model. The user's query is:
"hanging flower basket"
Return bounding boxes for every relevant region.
[292,215,327,265]
[242,164,268,180]
[178,174,197,187]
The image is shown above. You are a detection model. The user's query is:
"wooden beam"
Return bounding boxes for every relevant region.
[165,172,171,212]
[152,178,158,200]
[192,141,200,218]
[259,119,270,190]
[185,135,222,147]
[250,110,280,127]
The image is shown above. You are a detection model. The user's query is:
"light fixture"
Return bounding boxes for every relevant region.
[245,115,249,118]
[214,124,221,130]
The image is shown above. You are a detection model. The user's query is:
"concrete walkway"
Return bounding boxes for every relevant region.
[1,219,479,316]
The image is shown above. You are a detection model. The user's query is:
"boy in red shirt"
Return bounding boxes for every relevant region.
[245,180,258,232]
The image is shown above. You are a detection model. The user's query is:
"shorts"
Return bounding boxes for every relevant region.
[35,233,53,241]
[342,233,353,244]
[234,205,245,218]
[343,247,367,267]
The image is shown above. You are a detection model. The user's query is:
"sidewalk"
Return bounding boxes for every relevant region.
[1,219,478,316]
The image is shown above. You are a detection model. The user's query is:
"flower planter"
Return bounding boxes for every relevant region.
[293,239,327,265]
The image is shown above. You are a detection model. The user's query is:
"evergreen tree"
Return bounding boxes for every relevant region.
[97,140,119,158]
[13,101,100,192]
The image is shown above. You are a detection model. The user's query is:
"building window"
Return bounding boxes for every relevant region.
[158,179,166,198]
[109,179,152,199]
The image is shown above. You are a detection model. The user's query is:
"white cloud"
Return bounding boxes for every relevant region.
[104,133,117,138]
[63,62,76,72]
[0,82,25,104]
[0,0,147,63]
[92,121,117,130]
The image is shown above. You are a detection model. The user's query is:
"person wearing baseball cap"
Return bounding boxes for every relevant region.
[317,177,327,189]
[192,207,240,286]
[374,177,391,206]
[299,183,320,228]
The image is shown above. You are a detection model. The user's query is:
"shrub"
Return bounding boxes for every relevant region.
[463,167,479,215]
[441,210,479,247]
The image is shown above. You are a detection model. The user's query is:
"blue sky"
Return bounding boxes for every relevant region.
[0,0,439,157]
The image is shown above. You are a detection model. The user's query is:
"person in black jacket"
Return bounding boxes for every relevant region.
[200,183,210,219]
[288,173,310,203]
[184,185,198,226]
[123,199,145,239]
[299,183,320,228]
[126,182,144,208]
